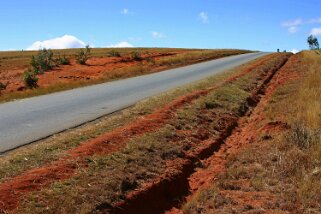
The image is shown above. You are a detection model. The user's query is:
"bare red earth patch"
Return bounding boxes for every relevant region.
[0,52,182,94]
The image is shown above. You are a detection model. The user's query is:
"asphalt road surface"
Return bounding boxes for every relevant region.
[0,52,269,153]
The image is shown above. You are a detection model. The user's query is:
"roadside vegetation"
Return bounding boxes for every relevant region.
[23,48,72,88]
[131,51,142,61]
[23,69,38,88]
[182,51,321,213]
[55,55,70,65]
[108,50,121,57]
[0,82,7,91]
[0,48,251,103]
[30,48,54,74]
[76,45,91,65]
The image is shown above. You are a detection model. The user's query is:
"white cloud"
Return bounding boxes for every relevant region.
[282,17,321,26]
[281,18,303,27]
[290,49,299,54]
[281,18,302,34]
[151,31,165,39]
[307,17,321,24]
[199,12,209,23]
[27,35,86,50]
[311,27,321,36]
[288,26,298,33]
[281,17,321,34]
[121,8,129,15]
[106,41,134,48]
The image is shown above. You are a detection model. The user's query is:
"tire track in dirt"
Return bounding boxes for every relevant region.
[95,54,290,214]
[0,54,275,212]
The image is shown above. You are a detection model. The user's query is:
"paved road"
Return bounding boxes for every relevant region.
[0,52,269,153]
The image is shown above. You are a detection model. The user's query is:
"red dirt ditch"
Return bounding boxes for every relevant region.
[94,54,291,213]
[168,54,300,213]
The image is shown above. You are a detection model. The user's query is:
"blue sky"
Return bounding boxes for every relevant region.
[0,0,321,52]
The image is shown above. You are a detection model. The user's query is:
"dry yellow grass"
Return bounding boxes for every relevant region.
[183,51,321,213]
[270,51,321,212]
[293,51,321,128]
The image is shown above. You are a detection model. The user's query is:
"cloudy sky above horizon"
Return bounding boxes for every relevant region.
[0,0,321,52]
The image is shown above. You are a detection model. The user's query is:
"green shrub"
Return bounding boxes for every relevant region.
[30,48,54,74]
[146,56,156,65]
[108,50,121,57]
[55,55,70,65]
[23,69,38,88]
[131,51,142,61]
[0,82,7,90]
[204,101,221,109]
[76,45,91,65]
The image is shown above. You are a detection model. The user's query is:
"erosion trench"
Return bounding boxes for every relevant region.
[0,53,291,213]
[100,54,291,214]
[178,52,302,214]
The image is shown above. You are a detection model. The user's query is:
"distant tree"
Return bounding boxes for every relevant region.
[307,35,320,50]
[30,48,54,74]
[55,55,70,65]
[108,50,121,57]
[131,51,142,61]
[23,69,38,88]
[76,45,91,65]
[0,82,7,92]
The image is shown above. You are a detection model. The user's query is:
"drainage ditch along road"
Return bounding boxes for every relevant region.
[96,54,291,213]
